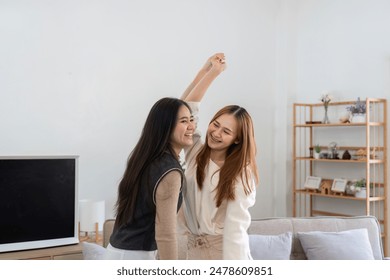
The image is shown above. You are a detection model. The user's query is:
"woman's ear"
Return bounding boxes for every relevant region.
[234,140,240,144]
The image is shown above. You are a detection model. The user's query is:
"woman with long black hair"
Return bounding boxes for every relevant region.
[106,97,194,259]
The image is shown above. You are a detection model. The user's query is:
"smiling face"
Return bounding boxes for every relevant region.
[206,113,238,154]
[170,105,194,155]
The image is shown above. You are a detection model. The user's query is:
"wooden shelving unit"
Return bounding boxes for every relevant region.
[292,98,388,255]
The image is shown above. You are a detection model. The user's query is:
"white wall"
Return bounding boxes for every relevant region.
[295,0,390,101]
[0,0,279,219]
[278,0,390,253]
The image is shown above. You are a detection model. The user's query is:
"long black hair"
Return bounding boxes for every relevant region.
[114,97,190,227]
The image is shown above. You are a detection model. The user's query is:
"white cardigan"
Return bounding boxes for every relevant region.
[181,102,256,260]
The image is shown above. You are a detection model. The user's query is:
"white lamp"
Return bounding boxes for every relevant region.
[79,199,105,242]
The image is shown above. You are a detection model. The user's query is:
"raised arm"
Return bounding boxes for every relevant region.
[181,53,226,102]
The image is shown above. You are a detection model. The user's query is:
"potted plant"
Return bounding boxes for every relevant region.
[313,144,321,159]
[349,178,367,198]
[346,97,366,123]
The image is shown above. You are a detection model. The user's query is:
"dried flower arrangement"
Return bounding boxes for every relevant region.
[346,97,366,115]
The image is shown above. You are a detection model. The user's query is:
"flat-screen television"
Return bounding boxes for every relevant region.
[0,156,79,253]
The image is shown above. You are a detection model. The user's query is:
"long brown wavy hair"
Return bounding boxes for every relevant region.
[196,105,259,207]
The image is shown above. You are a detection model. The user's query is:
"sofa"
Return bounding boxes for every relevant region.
[247,216,385,260]
[98,215,386,260]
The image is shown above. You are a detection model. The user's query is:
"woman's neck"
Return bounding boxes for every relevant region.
[210,151,226,167]
[171,146,181,159]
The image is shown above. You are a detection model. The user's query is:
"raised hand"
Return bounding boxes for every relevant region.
[202,53,226,72]
[210,53,226,74]
[181,53,226,101]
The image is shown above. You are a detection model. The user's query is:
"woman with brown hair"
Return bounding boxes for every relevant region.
[180,53,259,259]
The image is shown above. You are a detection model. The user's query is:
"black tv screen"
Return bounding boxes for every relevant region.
[0,156,79,253]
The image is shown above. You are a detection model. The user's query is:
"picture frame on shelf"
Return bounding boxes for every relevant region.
[331,178,348,193]
[304,176,322,190]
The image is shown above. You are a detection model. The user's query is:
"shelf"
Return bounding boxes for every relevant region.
[294,157,384,164]
[292,98,388,255]
[294,98,387,107]
[294,189,386,201]
[294,122,385,127]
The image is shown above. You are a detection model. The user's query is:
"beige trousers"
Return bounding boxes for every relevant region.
[186,234,223,260]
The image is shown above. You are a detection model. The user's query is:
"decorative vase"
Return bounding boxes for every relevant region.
[322,106,330,124]
[351,113,366,123]
[342,150,351,160]
[354,187,367,198]
[313,152,320,159]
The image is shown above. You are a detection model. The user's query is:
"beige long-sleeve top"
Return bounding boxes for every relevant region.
[155,170,182,259]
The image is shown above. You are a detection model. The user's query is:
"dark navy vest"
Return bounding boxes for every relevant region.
[109,152,183,251]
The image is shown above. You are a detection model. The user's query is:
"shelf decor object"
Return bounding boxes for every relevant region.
[342,150,351,160]
[313,144,321,159]
[347,97,367,123]
[351,113,366,123]
[292,98,387,255]
[320,93,332,124]
[304,176,322,190]
[331,179,348,193]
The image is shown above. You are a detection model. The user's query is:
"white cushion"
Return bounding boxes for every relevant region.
[297,228,375,260]
[249,232,292,260]
[82,242,107,260]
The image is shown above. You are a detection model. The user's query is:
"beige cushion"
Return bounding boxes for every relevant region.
[297,229,375,260]
[249,232,292,260]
